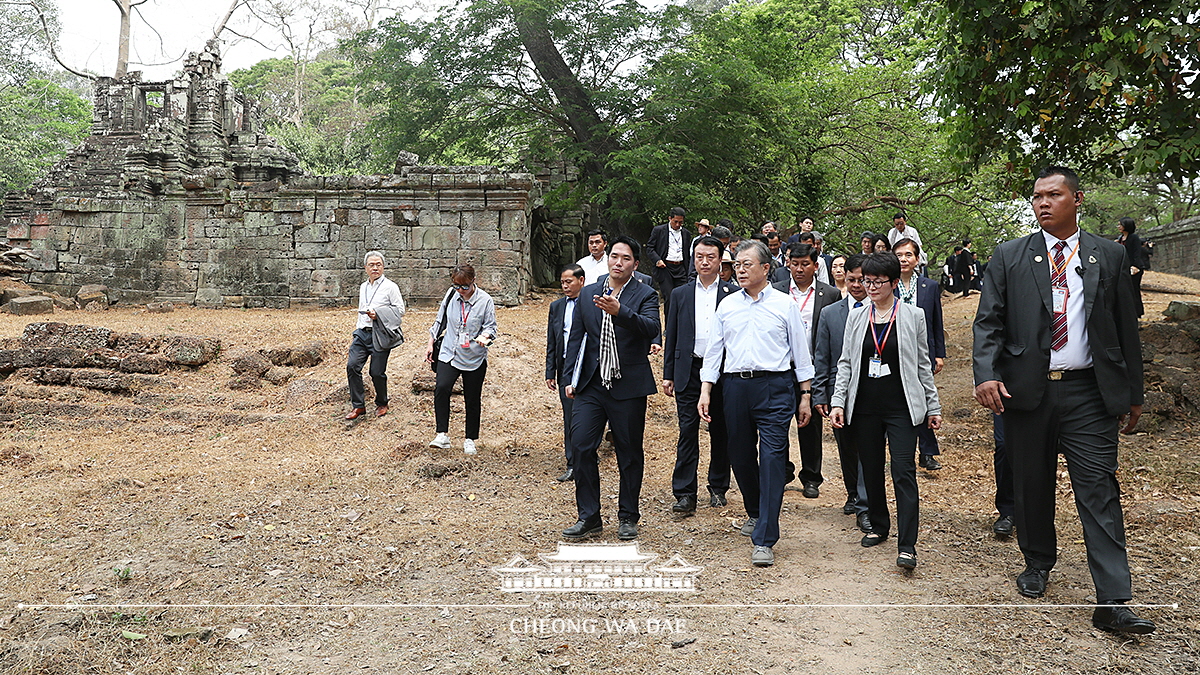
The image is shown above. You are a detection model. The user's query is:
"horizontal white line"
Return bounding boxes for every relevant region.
[15,603,1179,610]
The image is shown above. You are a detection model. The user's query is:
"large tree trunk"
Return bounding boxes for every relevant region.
[508,3,646,239]
[114,0,130,78]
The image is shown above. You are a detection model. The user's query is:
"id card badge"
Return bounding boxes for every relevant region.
[868,356,890,378]
[1051,286,1068,314]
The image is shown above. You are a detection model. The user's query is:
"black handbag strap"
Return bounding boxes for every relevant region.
[434,288,454,338]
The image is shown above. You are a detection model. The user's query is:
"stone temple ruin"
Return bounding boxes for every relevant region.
[0,40,587,308]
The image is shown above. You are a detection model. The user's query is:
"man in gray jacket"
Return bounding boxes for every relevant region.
[346,251,405,420]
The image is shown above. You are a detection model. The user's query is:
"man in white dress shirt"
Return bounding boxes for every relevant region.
[576,229,610,286]
[345,251,405,420]
[886,213,927,270]
[699,240,814,568]
[646,207,693,317]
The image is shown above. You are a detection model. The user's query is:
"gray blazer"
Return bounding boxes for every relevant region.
[831,302,941,426]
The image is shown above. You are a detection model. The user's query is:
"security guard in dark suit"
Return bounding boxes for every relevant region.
[545,264,585,482]
[973,166,1154,634]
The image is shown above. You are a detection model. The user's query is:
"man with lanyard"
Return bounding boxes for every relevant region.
[886,212,927,274]
[345,251,405,420]
[894,238,946,470]
[646,207,693,317]
[663,236,738,515]
[545,264,586,482]
[576,229,610,286]
[973,165,1154,634]
[773,242,841,498]
[700,240,814,568]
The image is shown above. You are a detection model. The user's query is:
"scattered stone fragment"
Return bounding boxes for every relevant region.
[75,284,110,307]
[69,369,132,393]
[146,301,174,313]
[229,350,272,376]
[412,370,461,394]
[1163,300,1200,321]
[22,323,113,350]
[263,341,324,367]
[227,374,261,391]
[84,301,107,313]
[1,288,37,304]
[120,354,170,374]
[262,366,294,385]
[8,296,54,315]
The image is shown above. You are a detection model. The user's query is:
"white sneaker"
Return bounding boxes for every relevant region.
[429,432,451,449]
[463,439,477,455]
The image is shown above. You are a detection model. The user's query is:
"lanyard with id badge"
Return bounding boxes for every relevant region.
[868,301,898,378]
[1050,240,1079,314]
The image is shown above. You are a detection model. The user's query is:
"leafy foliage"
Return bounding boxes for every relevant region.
[927,0,1200,183]
[0,78,91,194]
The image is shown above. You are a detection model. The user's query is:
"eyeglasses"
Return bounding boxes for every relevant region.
[452,283,473,291]
[861,279,893,288]
[731,262,767,271]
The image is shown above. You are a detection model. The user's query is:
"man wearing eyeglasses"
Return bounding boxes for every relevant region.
[699,240,813,568]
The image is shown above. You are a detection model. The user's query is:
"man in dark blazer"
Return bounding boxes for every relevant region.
[663,236,738,515]
[545,264,586,483]
[773,242,841,498]
[562,236,661,542]
[973,166,1154,635]
[813,253,871,531]
[645,206,693,317]
[893,237,947,470]
[955,240,975,297]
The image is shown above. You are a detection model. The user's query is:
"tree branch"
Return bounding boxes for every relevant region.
[5,0,98,79]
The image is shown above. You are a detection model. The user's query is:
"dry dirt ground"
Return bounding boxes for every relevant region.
[0,281,1197,675]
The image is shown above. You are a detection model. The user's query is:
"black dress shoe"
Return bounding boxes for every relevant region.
[992,515,1014,538]
[918,455,943,470]
[672,495,697,515]
[617,520,638,540]
[1016,567,1050,598]
[785,462,797,484]
[562,520,601,540]
[556,468,574,482]
[856,512,872,533]
[842,498,857,515]
[707,487,727,508]
[1092,605,1156,634]
[802,482,820,499]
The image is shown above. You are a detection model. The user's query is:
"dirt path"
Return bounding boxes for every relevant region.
[0,287,1195,674]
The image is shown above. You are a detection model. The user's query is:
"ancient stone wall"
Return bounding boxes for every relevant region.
[1,41,534,307]
[1142,215,1200,280]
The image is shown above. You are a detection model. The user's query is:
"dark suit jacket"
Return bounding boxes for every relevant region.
[973,230,1143,416]
[646,224,694,282]
[564,279,661,400]
[545,295,578,382]
[663,278,738,392]
[1121,232,1148,270]
[598,271,660,346]
[812,295,859,407]
[771,277,841,348]
[896,277,946,367]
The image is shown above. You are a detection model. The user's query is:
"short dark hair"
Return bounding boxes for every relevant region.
[717,218,734,229]
[1036,165,1080,192]
[798,232,815,243]
[711,225,733,240]
[787,243,818,261]
[844,252,866,273]
[870,234,891,251]
[693,235,725,258]
[860,231,875,241]
[1119,216,1137,233]
[669,206,687,218]
[765,231,781,242]
[609,234,642,260]
[953,245,964,253]
[892,237,921,256]
[962,239,972,248]
[750,233,769,244]
[561,263,584,279]
[586,229,607,242]
[730,234,742,243]
[893,211,906,221]
[451,263,476,280]
[800,215,814,223]
[861,252,901,281]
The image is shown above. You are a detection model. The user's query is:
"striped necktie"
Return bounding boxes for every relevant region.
[1050,241,1068,351]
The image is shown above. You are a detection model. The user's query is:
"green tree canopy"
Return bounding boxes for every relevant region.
[0,78,91,194]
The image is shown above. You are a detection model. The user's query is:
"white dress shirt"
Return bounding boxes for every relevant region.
[700,286,814,384]
[1042,229,1092,370]
[356,275,405,329]
[576,254,609,287]
[562,297,576,358]
[667,227,684,262]
[692,278,720,357]
[888,225,927,266]
[788,278,817,353]
[815,257,830,285]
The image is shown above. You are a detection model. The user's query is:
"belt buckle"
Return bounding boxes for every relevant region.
[738,371,754,379]
[1047,371,1063,381]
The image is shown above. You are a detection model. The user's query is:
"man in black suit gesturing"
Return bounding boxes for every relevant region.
[545,264,586,483]
[663,236,737,515]
[973,166,1154,634]
[646,207,693,317]
[773,242,841,498]
[562,236,662,541]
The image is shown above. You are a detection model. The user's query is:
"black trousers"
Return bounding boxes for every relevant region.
[724,372,794,547]
[832,425,862,506]
[1131,270,1144,317]
[917,424,941,457]
[571,385,647,524]
[854,412,921,554]
[656,262,688,316]
[557,383,575,469]
[992,413,1014,518]
[795,394,823,486]
[346,328,390,409]
[671,362,731,498]
[434,360,487,440]
[1003,374,1132,603]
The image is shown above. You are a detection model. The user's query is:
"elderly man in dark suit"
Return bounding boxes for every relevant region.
[663,236,738,515]
[562,236,661,541]
[646,206,693,317]
[893,238,947,470]
[773,242,841,498]
[973,165,1154,634]
[545,264,586,483]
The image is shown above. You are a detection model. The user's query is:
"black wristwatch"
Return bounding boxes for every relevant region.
[798,388,812,396]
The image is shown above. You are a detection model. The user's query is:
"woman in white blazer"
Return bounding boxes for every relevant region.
[829,253,942,570]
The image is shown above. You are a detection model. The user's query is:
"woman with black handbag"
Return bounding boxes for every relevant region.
[425,264,497,455]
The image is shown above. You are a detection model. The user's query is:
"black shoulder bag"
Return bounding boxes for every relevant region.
[430,289,454,373]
